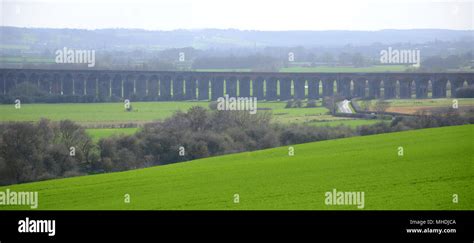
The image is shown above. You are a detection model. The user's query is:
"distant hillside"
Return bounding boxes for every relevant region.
[1,27,472,50]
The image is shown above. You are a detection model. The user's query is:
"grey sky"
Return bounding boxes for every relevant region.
[1,0,473,30]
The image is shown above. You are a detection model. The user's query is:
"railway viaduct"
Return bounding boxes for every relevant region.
[0,69,472,100]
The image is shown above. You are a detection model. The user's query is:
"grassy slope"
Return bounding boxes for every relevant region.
[1,125,472,210]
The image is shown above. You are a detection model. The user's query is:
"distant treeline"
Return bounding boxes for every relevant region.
[1,107,473,186]
[2,27,473,72]
[3,27,471,51]
[192,55,282,71]
[455,85,474,98]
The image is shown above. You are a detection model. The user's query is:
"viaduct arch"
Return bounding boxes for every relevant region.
[0,69,472,101]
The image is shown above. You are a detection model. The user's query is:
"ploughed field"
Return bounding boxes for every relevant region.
[1,125,472,210]
[357,98,474,114]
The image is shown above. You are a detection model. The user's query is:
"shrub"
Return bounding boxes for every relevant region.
[306,100,317,108]
[294,99,303,108]
[0,119,95,185]
[455,85,474,98]
[208,101,218,110]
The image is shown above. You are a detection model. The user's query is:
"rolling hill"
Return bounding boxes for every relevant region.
[0,125,472,210]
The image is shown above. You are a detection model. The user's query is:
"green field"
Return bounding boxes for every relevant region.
[0,101,407,141]
[2,101,381,142]
[1,101,345,141]
[308,119,383,128]
[0,101,332,125]
[1,125,472,210]
[2,99,470,126]
[0,102,209,124]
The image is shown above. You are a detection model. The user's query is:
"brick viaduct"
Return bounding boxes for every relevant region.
[1,69,473,100]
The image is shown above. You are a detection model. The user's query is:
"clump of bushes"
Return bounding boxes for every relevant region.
[0,119,96,185]
[306,100,317,108]
[285,99,318,108]
[455,85,474,98]
[294,99,303,108]
[208,101,218,110]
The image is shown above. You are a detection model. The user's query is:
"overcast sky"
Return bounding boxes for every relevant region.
[1,0,473,31]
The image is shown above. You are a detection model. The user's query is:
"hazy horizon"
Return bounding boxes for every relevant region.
[1,0,472,31]
[1,26,473,32]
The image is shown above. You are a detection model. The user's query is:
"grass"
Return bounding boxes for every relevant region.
[1,125,472,210]
[0,101,389,141]
[257,102,331,124]
[0,101,332,125]
[1,101,374,141]
[308,119,383,128]
[0,102,210,124]
[86,128,139,142]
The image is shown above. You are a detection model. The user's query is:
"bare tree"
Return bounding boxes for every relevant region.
[361,100,371,112]
[375,99,390,114]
